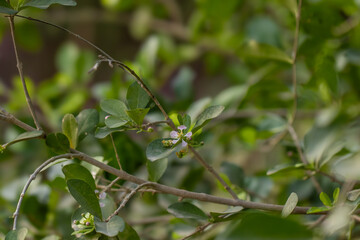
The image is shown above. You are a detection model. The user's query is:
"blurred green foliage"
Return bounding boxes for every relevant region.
[2,0,360,239]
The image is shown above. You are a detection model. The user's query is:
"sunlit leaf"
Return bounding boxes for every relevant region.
[62,113,78,149]
[347,189,360,202]
[306,206,330,214]
[320,192,332,207]
[282,192,298,218]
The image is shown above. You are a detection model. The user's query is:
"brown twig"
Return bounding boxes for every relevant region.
[0,107,36,132]
[289,0,303,124]
[106,182,155,221]
[188,146,239,200]
[71,149,330,215]
[110,133,122,170]
[7,16,42,130]
[182,222,213,240]
[288,125,323,193]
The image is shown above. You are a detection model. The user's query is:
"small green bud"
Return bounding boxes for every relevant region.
[147,127,154,132]
[162,140,173,147]
[0,145,5,154]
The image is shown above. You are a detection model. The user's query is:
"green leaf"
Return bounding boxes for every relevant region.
[209,207,243,223]
[100,99,130,119]
[94,216,125,237]
[315,54,339,97]
[67,179,102,219]
[45,132,70,154]
[266,163,305,175]
[0,0,17,14]
[117,223,140,240]
[221,162,244,188]
[216,212,313,240]
[146,138,176,162]
[62,164,96,191]
[240,41,293,64]
[333,187,340,203]
[5,228,28,240]
[147,158,168,182]
[126,81,150,109]
[347,189,360,202]
[94,126,125,139]
[62,113,78,149]
[167,202,208,220]
[126,108,150,125]
[306,206,330,214]
[282,192,298,218]
[3,130,43,148]
[193,105,224,133]
[105,115,129,128]
[21,0,76,10]
[320,192,332,207]
[76,109,99,142]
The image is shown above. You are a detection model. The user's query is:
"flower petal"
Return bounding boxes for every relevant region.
[170,131,179,138]
[185,132,192,139]
[178,125,187,131]
[182,140,188,147]
[172,139,179,144]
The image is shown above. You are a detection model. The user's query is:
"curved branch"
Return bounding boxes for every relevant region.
[12,153,80,230]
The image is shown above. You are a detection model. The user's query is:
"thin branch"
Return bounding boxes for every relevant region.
[288,0,303,124]
[106,182,155,221]
[71,149,329,215]
[288,125,323,193]
[12,153,81,230]
[99,176,122,194]
[97,184,159,194]
[307,215,327,229]
[0,107,37,132]
[110,134,122,170]
[7,16,42,130]
[188,146,239,200]
[182,222,213,240]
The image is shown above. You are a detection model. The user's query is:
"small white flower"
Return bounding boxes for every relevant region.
[99,192,106,199]
[170,125,192,147]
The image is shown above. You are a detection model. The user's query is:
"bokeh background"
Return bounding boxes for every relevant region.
[1,0,360,239]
